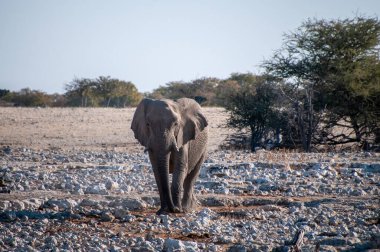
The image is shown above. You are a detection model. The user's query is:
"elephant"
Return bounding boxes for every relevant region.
[131,98,208,214]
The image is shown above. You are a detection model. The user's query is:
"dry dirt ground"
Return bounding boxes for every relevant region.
[0,107,379,251]
[0,107,232,152]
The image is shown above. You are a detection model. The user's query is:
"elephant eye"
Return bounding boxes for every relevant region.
[146,123,150,127]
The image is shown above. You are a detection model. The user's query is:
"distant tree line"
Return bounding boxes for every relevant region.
[1,16,378,151]
[0,76,142,107]
[0,88,66,107]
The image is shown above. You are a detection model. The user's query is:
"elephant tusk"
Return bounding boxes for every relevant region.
[174,144,179,152]
[172,137,179,152]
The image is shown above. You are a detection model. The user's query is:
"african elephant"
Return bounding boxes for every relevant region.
[131,98,208,214]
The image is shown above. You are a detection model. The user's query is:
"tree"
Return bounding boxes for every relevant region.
[0,89,10,98]
[110,80,142,107]
[190,77,219,106]
[264,16,380,150]
[225,74,284,151]
[149,77,220,105]
[2,88,52,107]
[149,81,190,100]
[65,78,97,107]
[64,76,142,107]
[95,76,119,107]
[214,79,240,107]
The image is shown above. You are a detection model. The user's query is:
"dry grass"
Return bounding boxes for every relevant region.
[1,107,378,165]
[0,107,232,152]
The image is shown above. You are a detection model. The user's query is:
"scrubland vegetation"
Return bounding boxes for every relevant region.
[1,16,379,152]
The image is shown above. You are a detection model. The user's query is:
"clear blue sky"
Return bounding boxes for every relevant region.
[0,0,378,94]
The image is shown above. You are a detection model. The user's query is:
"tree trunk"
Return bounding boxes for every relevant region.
[250,126,261,152]
[295,102,308,152]
[305,88,313,152]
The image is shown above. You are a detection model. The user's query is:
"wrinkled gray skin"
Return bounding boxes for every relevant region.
[131,98,208,215]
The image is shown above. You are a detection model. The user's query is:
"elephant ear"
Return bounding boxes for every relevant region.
[176,98,208,147]
[131,99,151,147]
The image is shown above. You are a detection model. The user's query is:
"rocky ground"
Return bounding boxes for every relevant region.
[0,107,379,251]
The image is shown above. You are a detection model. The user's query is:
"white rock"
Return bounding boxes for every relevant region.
[108,198,147,211]
[85,184,108,195]
[80,199,100,207]
[12,200,25,210]
[195,208,215,227]
[22,200,41,210]
[45,199,78,210]
[0,201,11,210]
[163,238,186,252]
[113,208,130,219]
[106,180,119,190]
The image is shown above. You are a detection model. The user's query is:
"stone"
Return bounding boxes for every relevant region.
[0,201,10,210]
[101,211,115,222]
[122,214,136,223]
[350,189,367,196]
[160,214,171,227]
[0,211,17,222]
[317,245,338,252]
[45,236,58,246]
[71,187,84,195]
[44,198,77,210]
[259,184,278,192]
[162,238,198,252]
[108,198,147,211]
[319,238,348,246]
[208,166,230,177]
[80,199,101,208]
[12,200,25,211]
[163,238,186,252]
[227,244,247,252]
[23,200,42,210]
[113,208,130,219]
[85,184,109,195]
[183,240,198,252]
[106,180,119,190]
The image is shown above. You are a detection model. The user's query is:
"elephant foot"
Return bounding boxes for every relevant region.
[156,206,182,215]
[182,194,198,212]
[156,207,170,215]
[171,206,182,213]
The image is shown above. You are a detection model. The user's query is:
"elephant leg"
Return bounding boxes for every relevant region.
[171,149,187,212]
[182,154,205,212]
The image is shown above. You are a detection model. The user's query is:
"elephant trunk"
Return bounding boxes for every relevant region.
[170,132,180,152]
[148,132,179,213]
[146,131,178,153]
[153,151,175,213]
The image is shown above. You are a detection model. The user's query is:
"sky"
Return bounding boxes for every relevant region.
[0,0,379,94]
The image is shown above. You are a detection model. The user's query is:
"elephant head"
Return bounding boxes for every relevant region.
[131,98,208,214]
[131,98,207,153]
